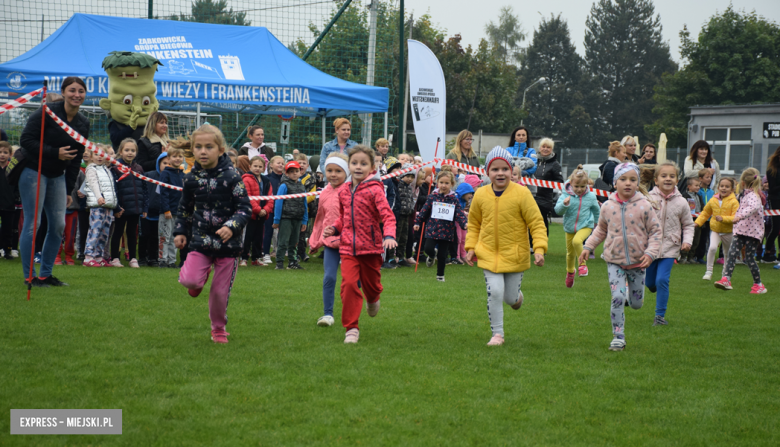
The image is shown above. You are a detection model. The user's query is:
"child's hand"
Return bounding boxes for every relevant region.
[272,223,279,229]
[115,208,124,218]
[563,196,571,206]
[383,239,397,250]
[216,226,233,242]
[97,197,105,206]
[301,224,307,232]
[77,191,86,198]
[413,225,420,231]
[732,216,740,223]
[578,249,590,266]
[465,250,475,266]
[165,211,173,220]
[715,215,722,222]
[639,255,652,269]
[174,235,187,249]
[323,227,335,237]
[260,210,267,217]
[681,243,691,252]
[534,252,545,267]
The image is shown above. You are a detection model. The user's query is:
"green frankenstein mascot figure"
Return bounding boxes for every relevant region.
[100,51,162,150]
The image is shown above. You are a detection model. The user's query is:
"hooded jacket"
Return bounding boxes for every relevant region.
[694,192,739,233]
[143,152,168,219]
[242,172,273,220]
[174,154,251,258]
[648,186,695,259]
[584,192,662,266]
[733,190,765,241]
[396,177,418,215]
[159,166,184,215]
[456,182,475,209]
[465,182,548,273]
[332,171,396,257]
[112,158,148,215]
[415,190,468,242]
[508,142,538,176]
[309,183,343,251]
[554,182,601,234]
[534,152,564,210]
[599,157,623,187]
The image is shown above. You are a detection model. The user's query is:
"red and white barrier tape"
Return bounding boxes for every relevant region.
[692,210,780,217]
[0,88,44,116]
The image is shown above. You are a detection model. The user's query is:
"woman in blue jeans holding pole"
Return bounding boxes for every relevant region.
[18,77,90,287]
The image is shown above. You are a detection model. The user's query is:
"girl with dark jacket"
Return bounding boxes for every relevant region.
[139,152,169,266]
[110,138,148,267]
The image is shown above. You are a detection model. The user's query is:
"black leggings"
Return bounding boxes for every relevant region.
[78,208,89,256]
[723,235,762,284]
[424,238,450,277]
[765,215,780,260]
[111,213,139,260]
[138,218,159,263]
[242,218,266,261]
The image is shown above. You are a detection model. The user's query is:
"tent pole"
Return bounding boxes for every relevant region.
[402,14,412,155]
[322,116,326,147]
[384,112,388,140]
[398,0,405,153]
[196,102,201,127]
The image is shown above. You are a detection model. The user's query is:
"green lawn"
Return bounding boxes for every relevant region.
[1,223,779,446]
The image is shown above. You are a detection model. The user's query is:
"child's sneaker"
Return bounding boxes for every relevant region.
[188,287,203,297]
[406,257,417,265]
[367,300,380,317]
[83,259,101,267]
[287,262,304,270]
[11,249,19,258]
[262,255,272,264]
[100,259,111,267]
[129,258,140,268]
[317,315,335,326]
[436,275,445,282]
[565,272,575,288]
[275,262,284,270]
[487,334,504,346]
[511,290,524,310]
[211,330,229,344]
[54,255,63,265]
[381,261,396,269]
[714,277,732,290]
[716,258,724,264]
[110,258,124,267]
[64,255,75,265]
[239,260,247,267]
[426,257,434,268]
[251,259,265,266]
[653,315,668,326]
[750,283,767,294]
[609,338,626,351]
[344,328,359,344]
[703,272,712,281]
[578,265,588,276]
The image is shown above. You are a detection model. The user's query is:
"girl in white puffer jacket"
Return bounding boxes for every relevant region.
[83,145,118,267]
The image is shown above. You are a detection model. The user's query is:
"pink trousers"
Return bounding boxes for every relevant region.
[456,226,468,259]
[179,251,239,332]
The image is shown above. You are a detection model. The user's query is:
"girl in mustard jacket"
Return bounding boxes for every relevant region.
[465,147,548,347]
[694,177,739,281]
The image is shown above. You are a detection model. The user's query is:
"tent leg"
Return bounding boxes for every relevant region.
[384,112,388,140]
[322,116,326,147]
[196,102,201,128]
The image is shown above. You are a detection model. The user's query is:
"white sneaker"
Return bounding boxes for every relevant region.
[11,250,19,258]
[406,257,417,265]
[367,300,380,317]
[110,258,124,267]
[436,275,445,282]
[344,328,359,344]
[239,260,247,267]
[609,338,626,351]
[317,315,335,327]
[487,334,504,346]
[703,272,712,281]
[262,255,272,264]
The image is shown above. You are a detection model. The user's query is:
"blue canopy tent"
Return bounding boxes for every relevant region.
[0,13,389,117]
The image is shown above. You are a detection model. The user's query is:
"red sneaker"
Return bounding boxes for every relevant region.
[83,259,102,267]
[714,277,732,290]
[188,288,203,297]
[252,259,265,266]
[565,272,575,288]
[211,330,229,344]
[64,256,75,265]
[750,283,767,294]
[100,259,111,267]
[54,255,63,266]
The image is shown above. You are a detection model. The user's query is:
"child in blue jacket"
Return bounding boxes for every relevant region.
[159,146,185,268]
[555,166,600,288]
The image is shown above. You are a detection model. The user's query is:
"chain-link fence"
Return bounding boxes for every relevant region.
[1,0,399,155]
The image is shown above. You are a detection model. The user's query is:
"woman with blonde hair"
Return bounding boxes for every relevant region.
[137,111,169,172]
[621,135,639,163]
[445,130,480,168]
[318,118,357,174]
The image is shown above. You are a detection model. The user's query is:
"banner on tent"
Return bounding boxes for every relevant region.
[408,40,446,162]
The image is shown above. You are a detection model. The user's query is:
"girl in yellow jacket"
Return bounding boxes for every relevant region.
[465,147,548,347]
[694,177,739,280]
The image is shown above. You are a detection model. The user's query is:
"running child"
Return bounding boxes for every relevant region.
[83,145,118,267]
[646,161,695,325]
[414,170,468,281]
[323,145,397,344]
[579,163,661,351]
[694,177,738,280]
[465,147,547,346]
[309,153,349,327]
[241,156,273,266]
[110,138,148,268]
[715,168,768,293]
[554,165,600,288]
[175,124,252,344]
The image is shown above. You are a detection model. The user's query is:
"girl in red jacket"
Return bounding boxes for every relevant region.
[241,156,274,266]
[324,145,397,344]
[309,153,349,327]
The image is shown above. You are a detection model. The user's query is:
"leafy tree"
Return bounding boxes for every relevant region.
[518,14,601,147]
[648,7,780,146]
[584,0,676,143]
[170,0,250,26]
[484,6,526,65]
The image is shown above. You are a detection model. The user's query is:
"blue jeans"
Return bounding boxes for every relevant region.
[646,258,675,317]
[19,168,67,279]
[322,247,341,316]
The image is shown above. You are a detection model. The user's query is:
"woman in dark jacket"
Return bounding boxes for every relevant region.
[533,138,564,235]
[764,146,780,262]
[18,77,89,287]
[136,112,169,172]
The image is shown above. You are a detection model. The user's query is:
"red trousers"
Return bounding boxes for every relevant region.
[57,212,78,259]
[340,253,383,330]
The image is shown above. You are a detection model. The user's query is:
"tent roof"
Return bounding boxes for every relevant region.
[0,13,389,116]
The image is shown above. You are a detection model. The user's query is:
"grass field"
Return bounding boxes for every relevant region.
[1,223,779,446]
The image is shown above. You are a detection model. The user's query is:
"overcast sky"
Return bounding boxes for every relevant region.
[405,0,780,63]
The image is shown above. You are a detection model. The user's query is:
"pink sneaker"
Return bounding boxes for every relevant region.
[716,258,724,265]
[211,330,229,344]
[487,334,504,346]
[578,265,588,277]
[565,272,575,288]
[344,328,359,344]
[714,277,732,290]
[100,259,111,267]
[129,258,140,268]
[750,283,767,294]
[110,258,124,267]
[188,288,203,297]
[83,259,102,267]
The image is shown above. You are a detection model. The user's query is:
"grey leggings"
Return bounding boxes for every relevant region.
[607,263,645,341]
[483,270,524,336]
[723,235,762,284]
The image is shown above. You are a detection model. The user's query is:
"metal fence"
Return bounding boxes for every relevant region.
[1,0,399,155]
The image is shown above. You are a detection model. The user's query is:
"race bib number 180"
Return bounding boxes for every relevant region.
[431,202,455,221]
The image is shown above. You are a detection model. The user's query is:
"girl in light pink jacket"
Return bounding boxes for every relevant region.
[579,163,662,352]
[309,154,349,327]
[715,168,767,294]
[646,162,695,326]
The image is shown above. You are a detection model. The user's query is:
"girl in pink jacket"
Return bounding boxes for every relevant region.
[646,162,695,326]
[579,163,662,352]
[309,153,349,327]
[715,168,768,294]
